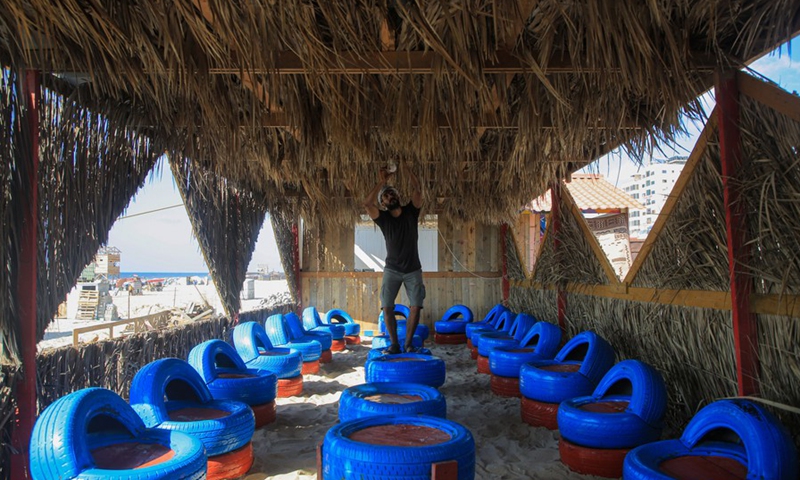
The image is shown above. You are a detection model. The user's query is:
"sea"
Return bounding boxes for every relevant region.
[119,271,209,280]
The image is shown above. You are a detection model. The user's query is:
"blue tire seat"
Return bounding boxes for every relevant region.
[303,306,346,340]
[367,346,432,361]
[465,303,510,340]
[476,312,538,357]
[339,382,446,422]
[325,308,361,336]
[264,313,323,362]
[489,321,562,378]
[434,304,474,334]
[366,353,446,387]
[232,321,303,379]
[371,333,423,350]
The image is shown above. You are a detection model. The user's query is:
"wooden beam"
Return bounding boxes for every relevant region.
[501,224,510,301]
[561,183,620,284]
[206,50,716,75]
[717,70,759,397]
[738,70,800,123]
[551,183,567,330]
[623,109,718,285]
[299,271,501,279]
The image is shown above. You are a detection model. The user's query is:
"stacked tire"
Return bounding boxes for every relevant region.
[325,308,362,344]
[366,353,446,388]
[488,321,562,397]
[232,321,304,397]
[303,306,347,352]
[434,304,473,344]
[338,382,446,422]
[473,312,537,374]
[264,313,323,374]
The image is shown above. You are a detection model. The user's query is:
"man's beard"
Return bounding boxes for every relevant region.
[385,199,401,210]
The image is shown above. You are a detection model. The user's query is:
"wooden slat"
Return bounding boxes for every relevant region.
[738,71,800,123]
[561,185,619,284]
[624,109,718,284]
[299,271,501,278]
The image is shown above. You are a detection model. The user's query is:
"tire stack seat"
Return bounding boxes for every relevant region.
[264,313,323,374]
[232,321,304,397]
[469,309,515,364]
[473,313,537,374]
[433,304,474,344]
[488,321,562,397]
[303,306,347,352]
[338,382,446,422]
[365,353,446,388]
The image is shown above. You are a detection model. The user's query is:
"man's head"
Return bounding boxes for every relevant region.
[378,185,401,211]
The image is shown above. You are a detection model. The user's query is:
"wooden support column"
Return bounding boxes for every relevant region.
[551,182,567,332]
[11,69,40,480]
[716,70,759,396]
[292,219,303,313]
[500,224,510,301]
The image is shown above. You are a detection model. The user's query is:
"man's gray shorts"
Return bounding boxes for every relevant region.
[381,268,426,309]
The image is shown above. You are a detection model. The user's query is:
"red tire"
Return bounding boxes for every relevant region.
[277,375,304,397]
[434,333,467,344]
[520,397,559,430]
[320,349,333,364]
[476,355,490,374]
[466,338,474,349]
[469,347,478,360]
[207,441,254,480]
[345,335,362,345]
[490,375,520,397]
[302,359,321,374]
[252,400,277,428]
[558,438,629,478]
[331,339,346,351]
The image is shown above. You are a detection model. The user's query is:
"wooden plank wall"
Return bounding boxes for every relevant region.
[300,216,502,329]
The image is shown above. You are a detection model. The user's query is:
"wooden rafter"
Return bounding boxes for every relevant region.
[623,108,718,285]
[738,71,800,122]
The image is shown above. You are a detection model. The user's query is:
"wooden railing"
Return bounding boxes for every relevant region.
[72,311,172,346]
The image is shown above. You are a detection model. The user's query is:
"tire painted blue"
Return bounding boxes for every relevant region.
[286,312,333,351]
[325,308,361,336]
[303,306,346,339]
[489,321,562,377]
[188,339,278,405]
[434,304,474,334]
[519,331,615,403]
[470,310,516,348]
[366,353,446,387]
[465,304,509,339]
[232,321,303,379]
[29,387,207,480]
[323,415,475,480]
[378,304,411,332]
[372,333,423,350]
[129,358,255,456]
[476,313,537,357]
[592,360,667,425]
[397,322,430,341]
[558,395,663,449]
[264,313,323,361]
[367,347,432,361]
[624,399,798,480]
[434,319,468,334]
[338,382,447,422]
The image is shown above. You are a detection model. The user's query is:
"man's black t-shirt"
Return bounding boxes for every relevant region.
[374,203,422,273]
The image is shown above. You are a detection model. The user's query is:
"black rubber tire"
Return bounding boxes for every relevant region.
[338,382,447,422]
[365,353,446,387]
[29,387,206,480]
[323,415,475,479]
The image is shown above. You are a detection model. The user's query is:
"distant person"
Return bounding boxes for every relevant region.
[363,163,425,354]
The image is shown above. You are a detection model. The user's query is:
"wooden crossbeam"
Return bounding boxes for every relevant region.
[738,71,800,122]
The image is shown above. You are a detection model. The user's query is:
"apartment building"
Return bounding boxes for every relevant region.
[622,156,687,238]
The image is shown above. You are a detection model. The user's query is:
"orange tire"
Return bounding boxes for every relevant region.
[433,333,467,344]
[490,375,521,397]
[331,339,347,351]
[207,442,254,480]
[558,438,630,478]
[476,355,490,374]
[302,359,321,374]
[345,335,362,345]
[466,338,474,349]
[252,400,277,428]
[277,375,304,397]
[469,347,478,360]
[520,396,559,430]
[320,349,333,364]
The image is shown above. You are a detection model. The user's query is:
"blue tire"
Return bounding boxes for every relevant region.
[325,308,362,336]
[624,399,798,480]
[29,388,206,480]
[188,339,278,406]
[286,311,333,350]
[367,347,432,361]
[467,308,514,340]
[366,353,446,387]
[378,304,411,332]
[465,304,509,339]
[519,331,615,403]
[232,321,303,379]
[440,304,474,323]
[338,382,447,422]
[264,313,323,361]
[264,313,292,345]
[397,322,430,341]
[129,358,255,456]
[488,321,562,377]
[434,320,468,334]
[323,416,475,480]
[372,333,422,350]
[303,307,346,339]
[558,395,662,448]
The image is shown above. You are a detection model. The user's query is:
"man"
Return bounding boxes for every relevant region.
[364,164,425,354]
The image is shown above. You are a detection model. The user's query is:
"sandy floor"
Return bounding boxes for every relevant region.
[247,339,606,480]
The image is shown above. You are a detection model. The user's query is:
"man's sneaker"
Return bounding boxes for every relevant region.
[385,343,401,355]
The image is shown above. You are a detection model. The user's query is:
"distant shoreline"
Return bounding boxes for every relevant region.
[119,271,209,279]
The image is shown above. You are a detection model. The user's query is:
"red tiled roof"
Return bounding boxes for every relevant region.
[524,174,644,212]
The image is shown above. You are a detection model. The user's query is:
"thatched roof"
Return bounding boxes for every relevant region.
[525,174,643,212]
[1,1,797,226]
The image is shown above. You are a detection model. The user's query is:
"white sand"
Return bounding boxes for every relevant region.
[247,339,606,480]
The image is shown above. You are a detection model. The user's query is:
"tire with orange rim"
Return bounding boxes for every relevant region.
[469,347,478,360]
[558,438,629,478]
[476,355,490,374]
[345,335,361,345]
[251,401,277,428]
[320,349,333,364]
[207,441,254,480]
[277,375,304,397]
[323,415,475,479]
[331,338,346,351]
[302,359,320,375]
[520,397,559,430]
[490,375,520,397]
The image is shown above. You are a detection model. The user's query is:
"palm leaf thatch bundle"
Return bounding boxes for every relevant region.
[1,0,796,228]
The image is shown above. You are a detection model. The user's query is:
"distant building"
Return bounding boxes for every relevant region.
[622,156,687,238]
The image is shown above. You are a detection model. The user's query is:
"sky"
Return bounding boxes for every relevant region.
[107,37,800,273]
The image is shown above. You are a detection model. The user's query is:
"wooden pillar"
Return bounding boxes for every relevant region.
[501,224,510,301]
[716,70,759,396]
[551,183,567,332]
[11,69,40,480]
[292,219,303,312]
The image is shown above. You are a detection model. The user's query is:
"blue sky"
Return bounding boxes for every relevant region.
[108,38,800,273]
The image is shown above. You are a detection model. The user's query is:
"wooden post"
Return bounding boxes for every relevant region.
[11,69,40,480]
[500,224,509,301]
[716,70,759,396]
[551,182,567,332]
[292,219,303,312]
